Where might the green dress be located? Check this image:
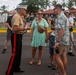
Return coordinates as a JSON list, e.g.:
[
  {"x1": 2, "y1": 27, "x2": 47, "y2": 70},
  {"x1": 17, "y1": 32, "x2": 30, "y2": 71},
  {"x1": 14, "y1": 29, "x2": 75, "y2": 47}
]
[{"x1": 31, "y1": 18, "x2": 48, "y2": 47}]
